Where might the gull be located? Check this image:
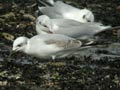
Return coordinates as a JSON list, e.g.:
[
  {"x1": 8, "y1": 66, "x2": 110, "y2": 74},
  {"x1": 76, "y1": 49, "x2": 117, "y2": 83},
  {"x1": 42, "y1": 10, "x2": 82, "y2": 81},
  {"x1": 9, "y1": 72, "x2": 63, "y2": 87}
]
[
  {"x1": 37, "y1": 0, "x2": 94, "y2": 23},
  {"x1": 12, "y1": 34, "x2": 82, "y2": 59},
  {"x1": 36, "y1": 15, "x2": 111, "y2": 43}
]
